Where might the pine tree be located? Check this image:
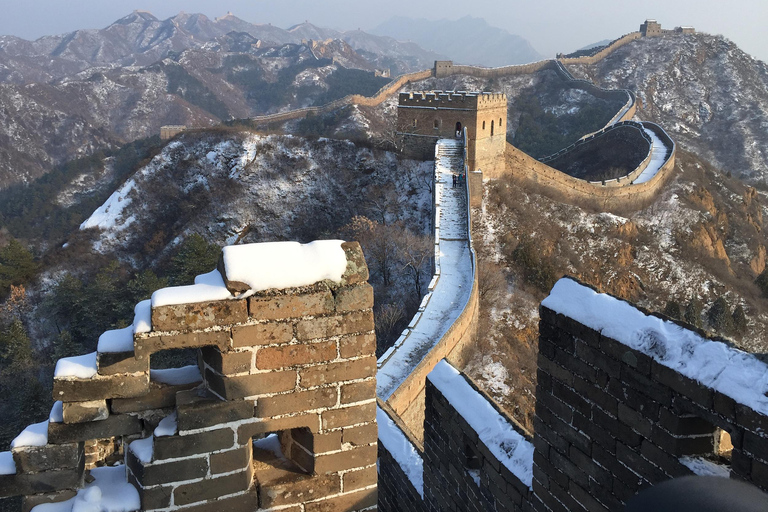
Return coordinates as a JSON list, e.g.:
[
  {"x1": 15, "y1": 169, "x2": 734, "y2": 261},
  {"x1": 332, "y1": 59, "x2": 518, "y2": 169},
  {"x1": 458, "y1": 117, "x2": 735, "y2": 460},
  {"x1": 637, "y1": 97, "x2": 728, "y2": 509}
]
[
  {"x1": 708, "y1": 297, "x2": 734, "y2": 334},
  {"x1": 169, "y1": 234, "x2": 220, "y2": 285},
  {"x1": 684, "y1": 297, "x2": 703, "y2": 328},
  {"x1": 663, "y1": 301, "x2": 682, "y2": 320}
]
